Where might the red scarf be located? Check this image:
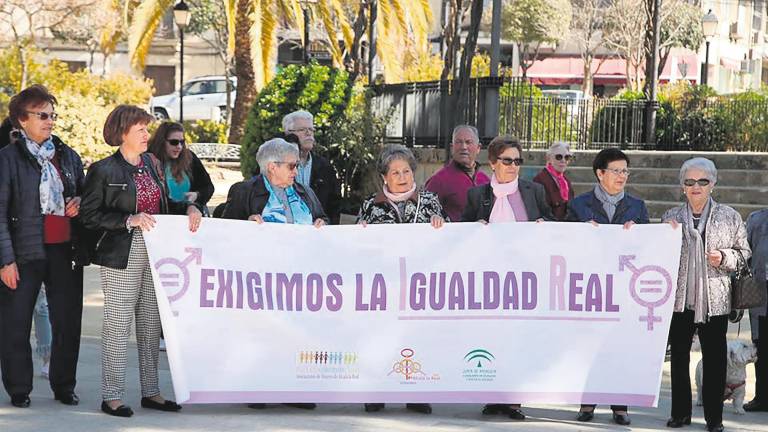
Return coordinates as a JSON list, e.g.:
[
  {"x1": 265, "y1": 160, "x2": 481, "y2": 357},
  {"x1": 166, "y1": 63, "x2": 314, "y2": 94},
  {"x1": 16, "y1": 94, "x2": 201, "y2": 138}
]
[{"x1": 546, "y1": 163, "x2": 569, "y2": 202}]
